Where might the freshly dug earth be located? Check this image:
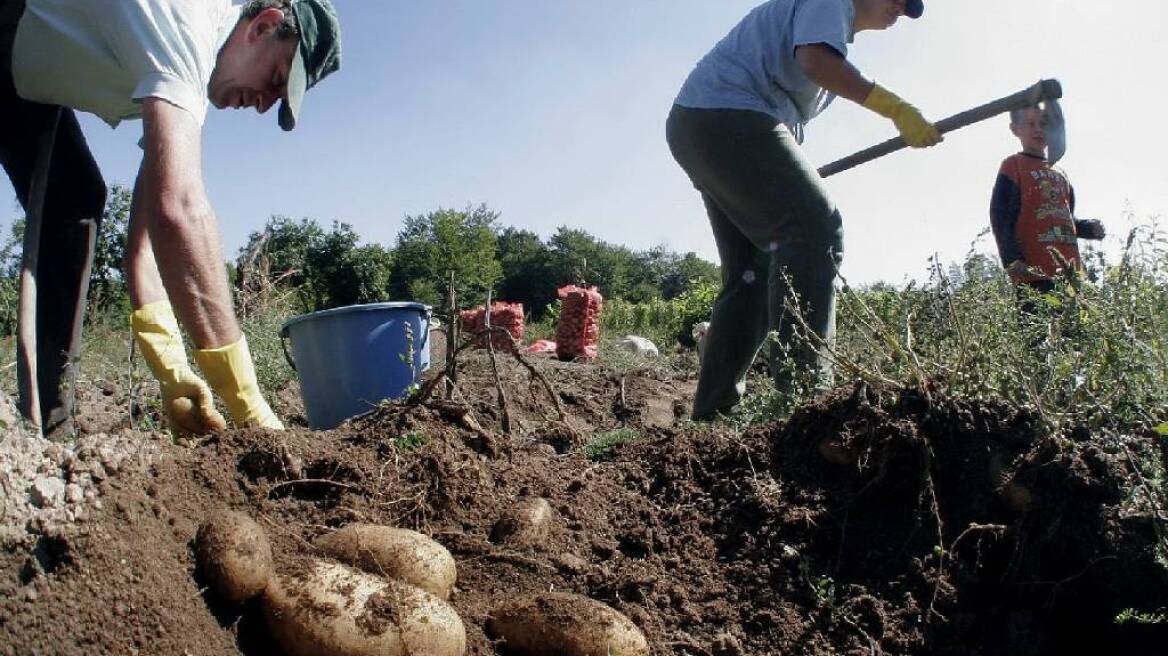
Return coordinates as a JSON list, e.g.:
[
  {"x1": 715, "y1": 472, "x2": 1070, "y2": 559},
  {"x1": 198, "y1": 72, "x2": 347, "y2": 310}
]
[{"x1": 2, "y1": 352, "x2": 1167, "y2": 655}]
